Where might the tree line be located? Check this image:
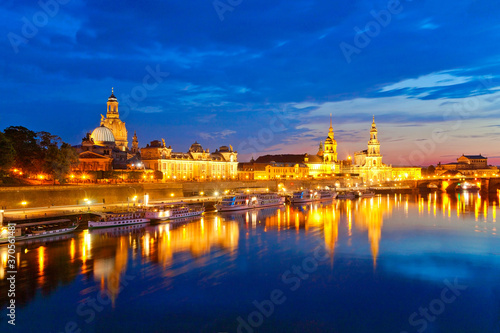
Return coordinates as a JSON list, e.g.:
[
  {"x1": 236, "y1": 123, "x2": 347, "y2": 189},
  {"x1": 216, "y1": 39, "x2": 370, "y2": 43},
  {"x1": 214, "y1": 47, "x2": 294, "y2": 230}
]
[{"x1": 0, "y1": 126, "x2": 79, "y2": 184}]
